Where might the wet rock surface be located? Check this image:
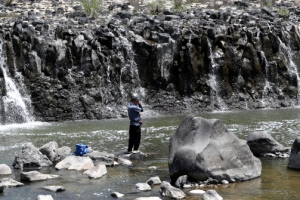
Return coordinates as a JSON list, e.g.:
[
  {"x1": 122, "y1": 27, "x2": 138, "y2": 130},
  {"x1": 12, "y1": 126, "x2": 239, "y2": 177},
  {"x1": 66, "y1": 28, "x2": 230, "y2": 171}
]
[{"x1": 0, "y1": 0, "x2": 300, "y2": 122}]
